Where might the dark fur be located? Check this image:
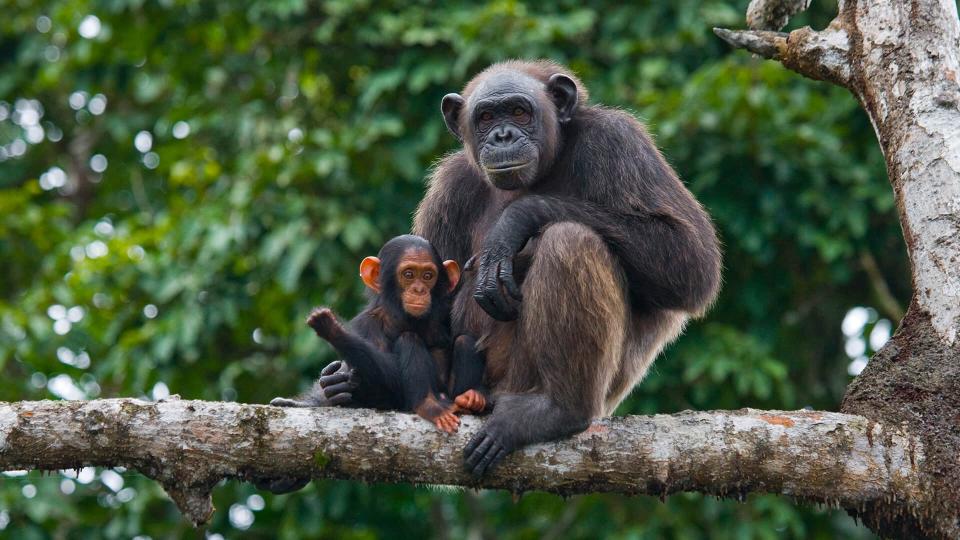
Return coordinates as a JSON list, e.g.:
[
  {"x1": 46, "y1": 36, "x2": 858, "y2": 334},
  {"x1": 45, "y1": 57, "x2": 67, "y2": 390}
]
[{"x1": 413, "y1": 60, "x2": 722, "y2": 475}]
